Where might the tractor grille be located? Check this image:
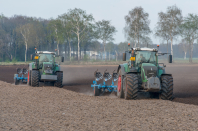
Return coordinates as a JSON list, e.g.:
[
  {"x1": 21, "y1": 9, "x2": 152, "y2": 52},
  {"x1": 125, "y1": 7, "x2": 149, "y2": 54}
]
[
  {"x1": 143, "y1": 66, "x2": 157, "y2": 78},
  {"x1": 44, "y1": 64, "x2": 53, "y2": 74},
  {"x1": 146, "y1": 70, "x2": 157, "y2": 78}
]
